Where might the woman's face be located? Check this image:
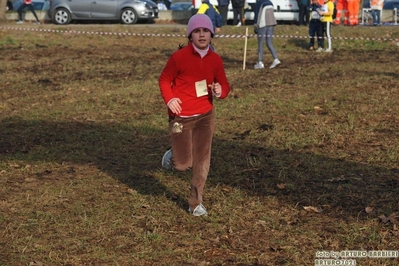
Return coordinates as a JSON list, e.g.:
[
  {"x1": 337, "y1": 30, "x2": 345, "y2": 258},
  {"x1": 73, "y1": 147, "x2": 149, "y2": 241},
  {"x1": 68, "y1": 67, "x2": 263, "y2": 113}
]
[{"x1": 190, "y1": 27, "x2": 212, "y2": 50}]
